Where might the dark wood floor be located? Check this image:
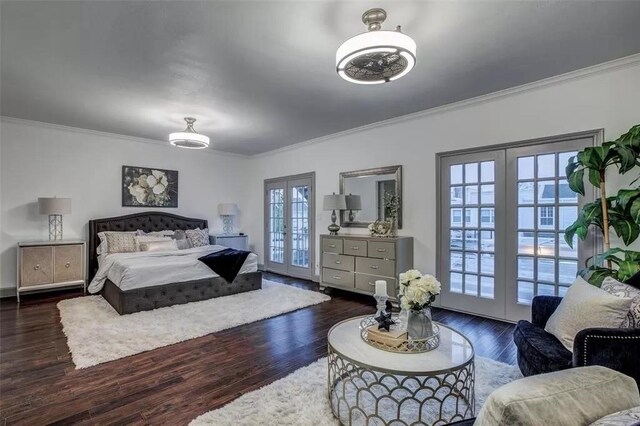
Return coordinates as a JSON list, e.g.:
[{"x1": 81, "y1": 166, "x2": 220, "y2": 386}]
[{"x1": 0, "y1": 273, "x2": 516, "y2": 425}]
